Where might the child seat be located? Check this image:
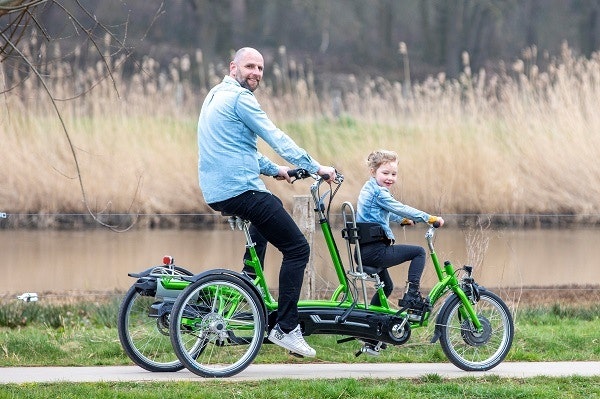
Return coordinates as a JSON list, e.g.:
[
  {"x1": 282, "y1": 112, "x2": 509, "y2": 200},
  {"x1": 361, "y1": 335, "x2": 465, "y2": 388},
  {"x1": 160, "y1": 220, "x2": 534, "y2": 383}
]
[{"x1": 340, "y1": 202, "x2": 386, "y2": 307}]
